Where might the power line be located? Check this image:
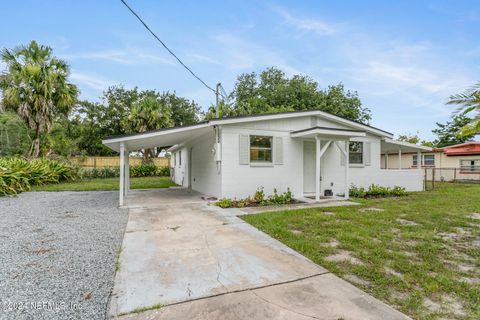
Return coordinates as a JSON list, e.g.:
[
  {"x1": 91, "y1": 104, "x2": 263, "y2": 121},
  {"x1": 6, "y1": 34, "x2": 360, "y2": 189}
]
[{"x1": 119, "y1": 0, "x2": 216, "y2": 93}]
